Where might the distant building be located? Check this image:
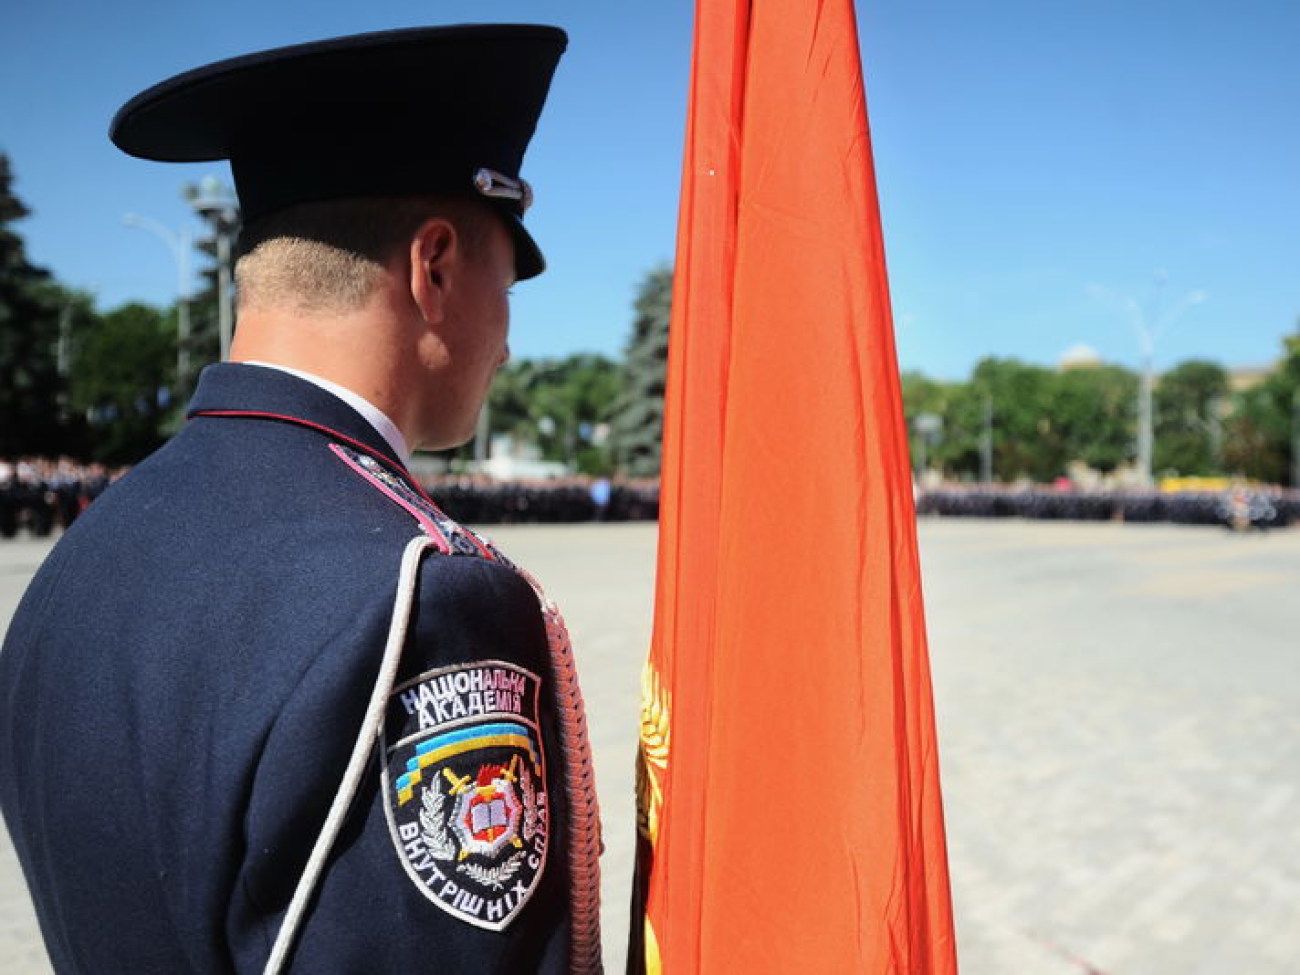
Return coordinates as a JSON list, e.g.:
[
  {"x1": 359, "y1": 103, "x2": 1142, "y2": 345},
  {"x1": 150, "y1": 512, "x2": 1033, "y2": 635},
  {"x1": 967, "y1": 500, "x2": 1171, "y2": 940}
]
[
  {"x1": 475, "y1": 435, "x2": 569, "y2": 480},
  {"x1": 1058, "y1": 343, "x2": 1103, "y2": 370},
  {"x1": 1226, "y1": 365, "x2": 1273, "y2": 392},
  {"x1": 406, "y1": 434, "x2": 570, "y2": 482}
]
